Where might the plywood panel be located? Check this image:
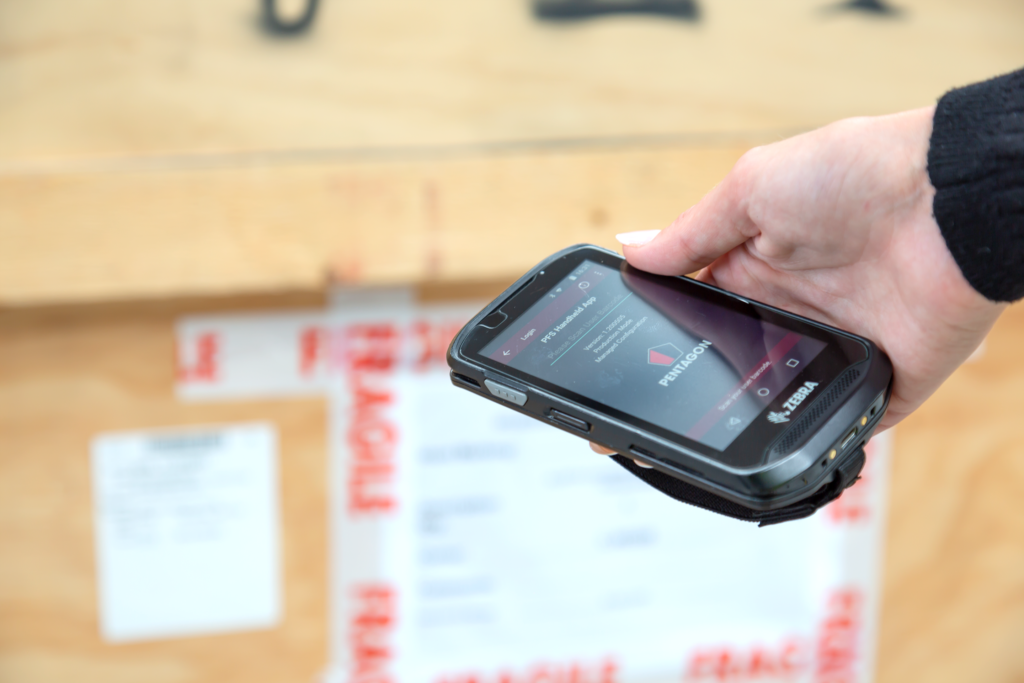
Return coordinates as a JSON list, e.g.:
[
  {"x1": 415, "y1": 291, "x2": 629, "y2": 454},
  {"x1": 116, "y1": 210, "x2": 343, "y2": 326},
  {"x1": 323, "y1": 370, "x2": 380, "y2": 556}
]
[
  {"x1": 0, "y1": 0, "x2": 1021, "y2": 162},
  {"x1": 2, "y1": 0, "x2": 1021, "y2": 308},
  {"x1": 0, "y1": 144, "x2": 748, "y2": 306},
  {"x1": 1, "y1": 293, "x2": 1023, "y2": 683},
  {"x1": 878, "y1": 305, "x2": 1024, "y2": 683},
  {"x1": 1, "y1": 2, "x2": 1023, "y2": 677},
  {"x1": 0, "y1": 295, "x2": 330, "y2": 683}
]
